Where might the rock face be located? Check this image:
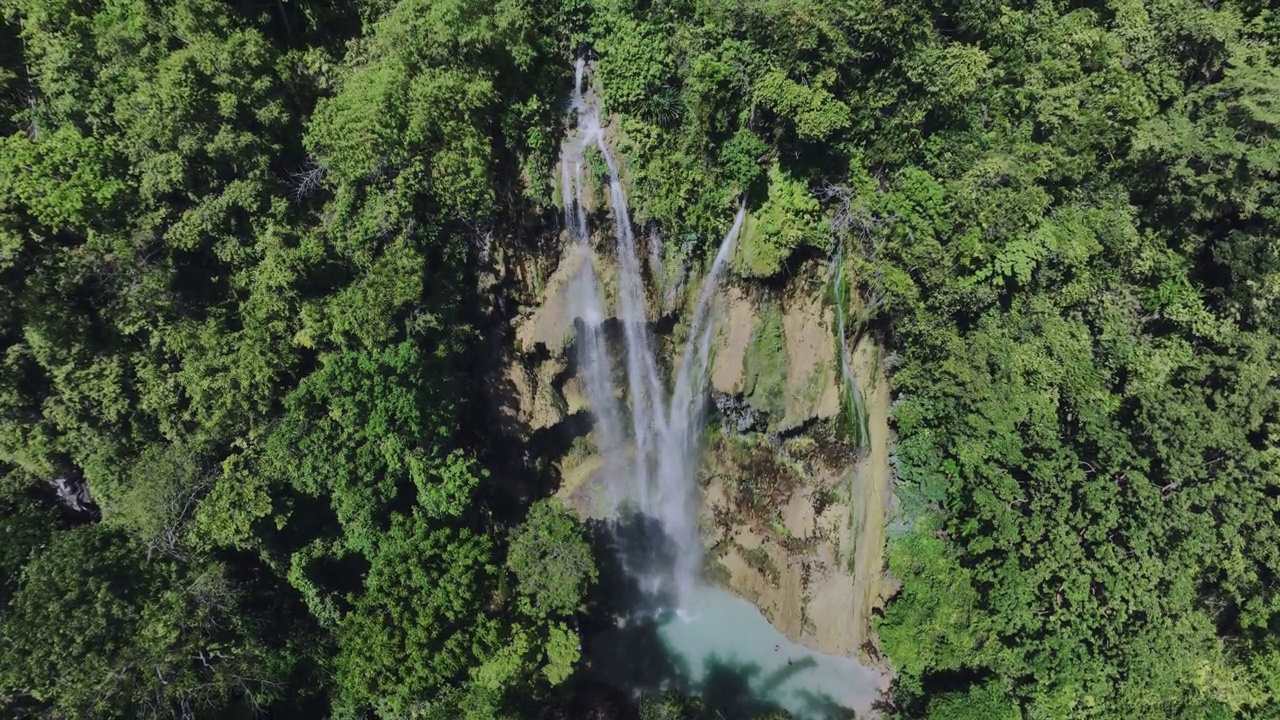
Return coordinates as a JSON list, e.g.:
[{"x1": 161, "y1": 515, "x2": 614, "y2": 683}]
[
  {"x1": 699, "y1": 405, "x2": 891, "y2": 658},
  {"x1": 777, "y1": 283, "x2": 842, "y2": 431},
  {"x1": 514, "y1": 243, "x2": 592, "y2": 355},
  {"x1": 490, "y1": 242, "x2": 616, "y2": 438},
  {"x1": 845, "y1": 325, "x2": 895, "y2": 653},
  {"x1": 700, "y1": 432, "x2": 857, "y2": 653},
  {"x1": 700, "y1": 264, "x2": 893, "y2": 659},
  {"x1": 709, "y1": 275, "x2": 841, "y2": 432},
  {"x1": 710, "y1": 287, "x2": 754, "y2": 395},
  {"x1": 498, "y1": 356, "x2": 569, "y2": 433}
]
